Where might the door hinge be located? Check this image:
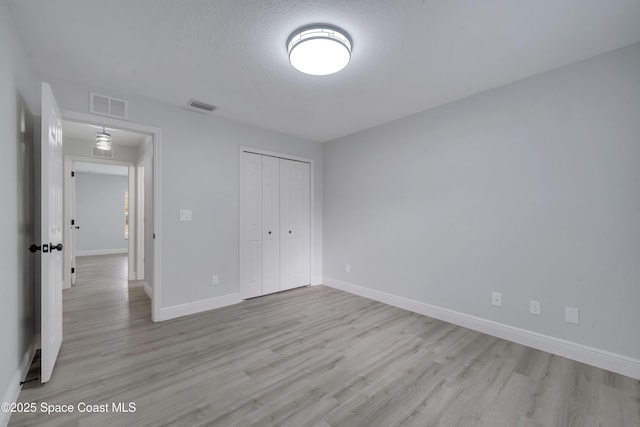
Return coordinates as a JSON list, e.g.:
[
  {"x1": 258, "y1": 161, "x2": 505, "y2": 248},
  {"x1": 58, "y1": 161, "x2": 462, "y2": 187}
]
[
  {"x1": 71, "y1": 267, "x2": 75, "y2": 274},
  {"x1": 153, "y1": 233, "x2": 156, "y2": 239},
  {"x1": 71, "y1": 219, "x2": 75, "y2": 226},
  {"x1": 71, "y1": 171, "x2": 75, "y2": 177}
]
